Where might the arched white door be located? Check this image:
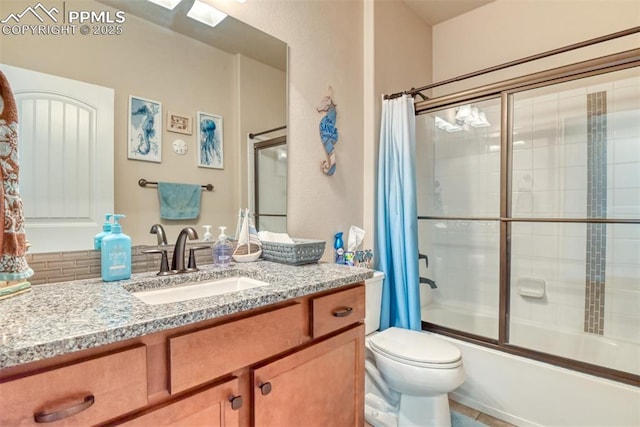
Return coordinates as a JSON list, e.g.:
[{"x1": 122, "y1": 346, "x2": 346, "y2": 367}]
[{"x1": 1, "y1": 64, "x2": 114, "y2": 253}]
